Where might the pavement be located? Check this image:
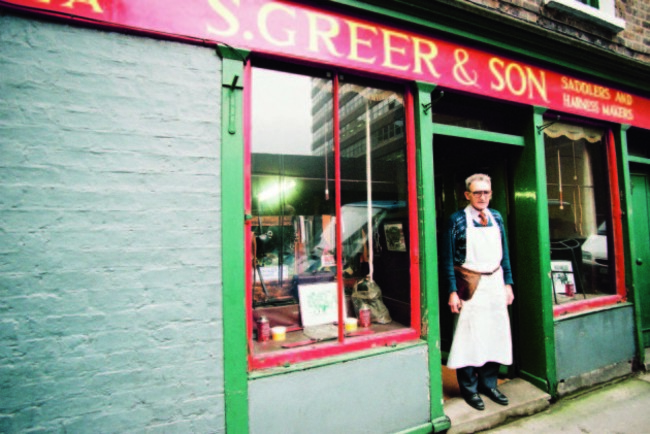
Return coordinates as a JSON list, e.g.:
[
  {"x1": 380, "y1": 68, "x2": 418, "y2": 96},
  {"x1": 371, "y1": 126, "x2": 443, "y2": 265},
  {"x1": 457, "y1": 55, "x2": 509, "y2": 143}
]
[
  {"x1": 443, "y1": 348, "x2": 650, "y2": 434},
  {"x1": 484, "y1": 372, "x2": 650, "y2": 434},
  {"x1": 443, "y1": 372, "x2": 650, "y2": 434}
]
